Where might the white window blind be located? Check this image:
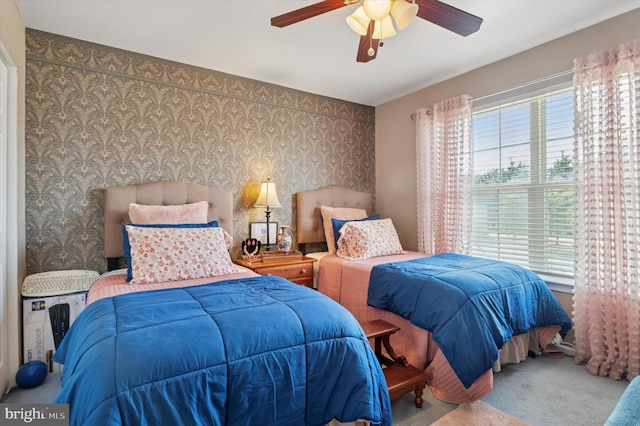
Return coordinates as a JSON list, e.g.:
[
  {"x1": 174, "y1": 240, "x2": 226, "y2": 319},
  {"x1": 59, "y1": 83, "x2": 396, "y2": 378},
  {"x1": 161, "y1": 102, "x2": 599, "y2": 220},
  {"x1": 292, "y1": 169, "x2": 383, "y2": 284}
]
[{"x1": 471, "y1": 85, "x2": 574, "y2": 280}]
